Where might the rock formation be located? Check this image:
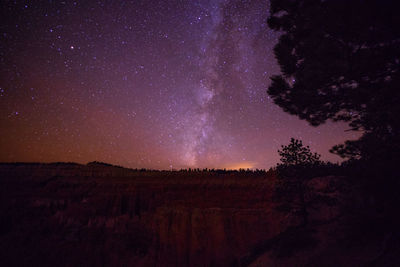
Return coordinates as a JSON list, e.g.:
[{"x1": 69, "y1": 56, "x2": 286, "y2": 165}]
[
  {"x1": 0, "y1": 163, "x2": 395, "y2": 266},
  {"x1": 0, "y1": 163, "x2": 284, "y2": 266}
]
